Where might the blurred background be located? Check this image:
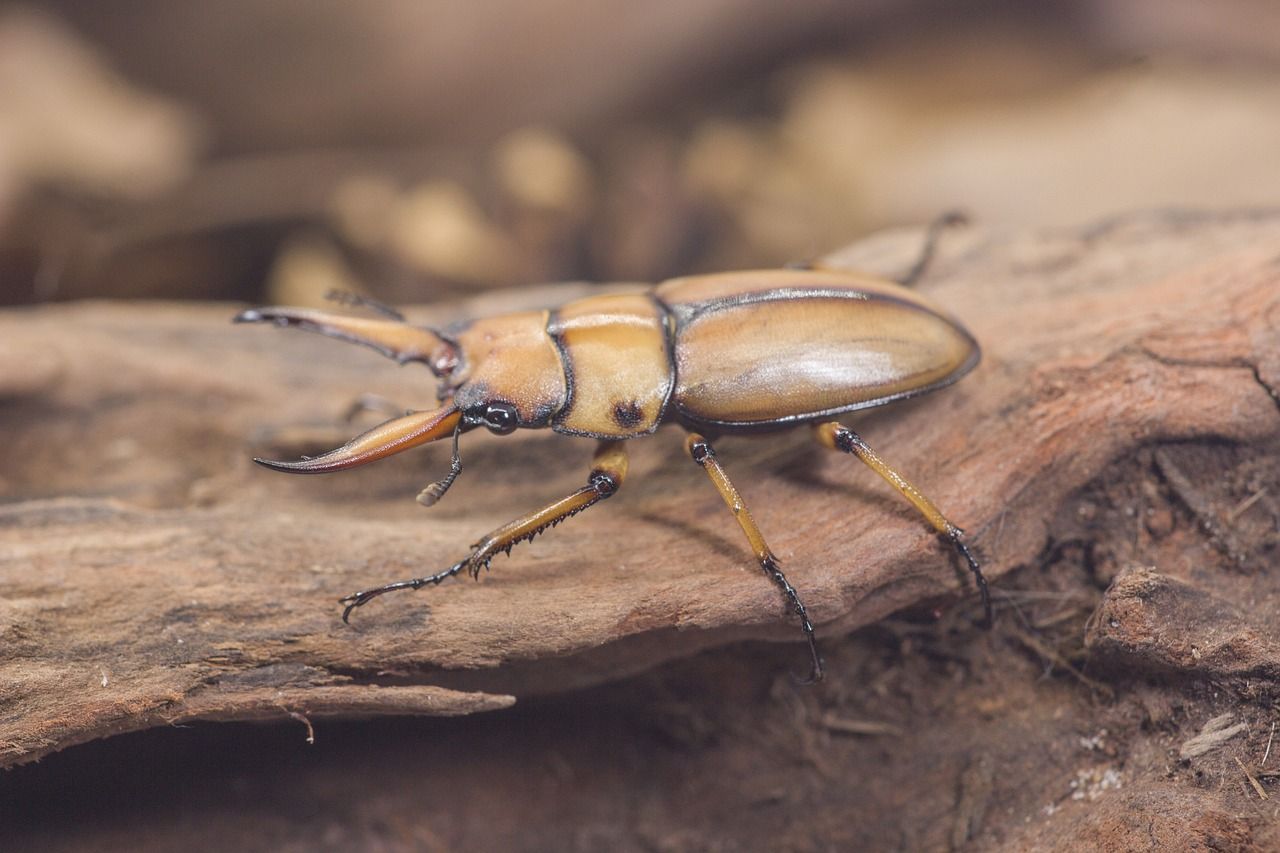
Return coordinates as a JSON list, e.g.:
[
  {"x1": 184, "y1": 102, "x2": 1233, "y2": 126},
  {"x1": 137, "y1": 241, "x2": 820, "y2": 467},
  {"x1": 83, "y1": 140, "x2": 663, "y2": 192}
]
[{"x1": 2, "y1": 0, "x2": 1279, "y2": 309}]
